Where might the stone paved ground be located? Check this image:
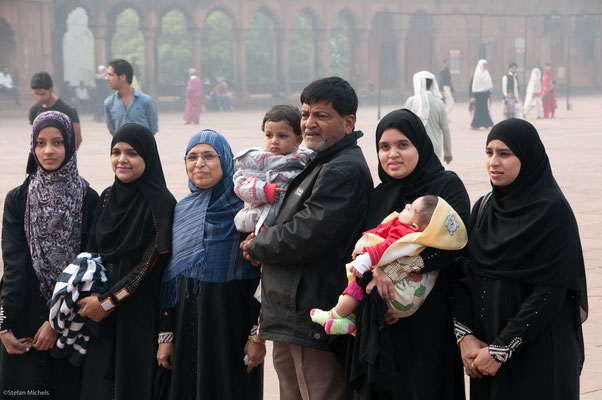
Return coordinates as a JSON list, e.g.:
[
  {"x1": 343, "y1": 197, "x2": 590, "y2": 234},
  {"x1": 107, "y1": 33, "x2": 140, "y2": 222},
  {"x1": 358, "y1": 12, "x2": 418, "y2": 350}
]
[{"x1": 0, "y1": 94, "x2": 601, "y2": 398}]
